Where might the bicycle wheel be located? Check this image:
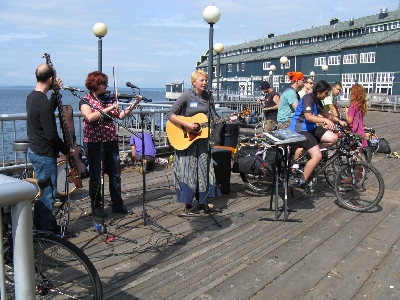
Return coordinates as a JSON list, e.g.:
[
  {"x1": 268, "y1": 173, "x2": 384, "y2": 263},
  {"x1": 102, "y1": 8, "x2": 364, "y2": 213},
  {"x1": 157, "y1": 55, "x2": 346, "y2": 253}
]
[
  {"x1": 240, "y1": 172, "x2": 272, "y2": 194},
  {"x1": 361, "y1": 146, "x2": 372, "y2": 163},
  {"x1": 324, "y1": 155, "x2": 347, "y2": 188},
  {"x1": 334, "y1": 161, "x2": 384, "y2": 212},
  {"x1": 4, "y1": 231, "x2": 103, "y2": 299}
]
